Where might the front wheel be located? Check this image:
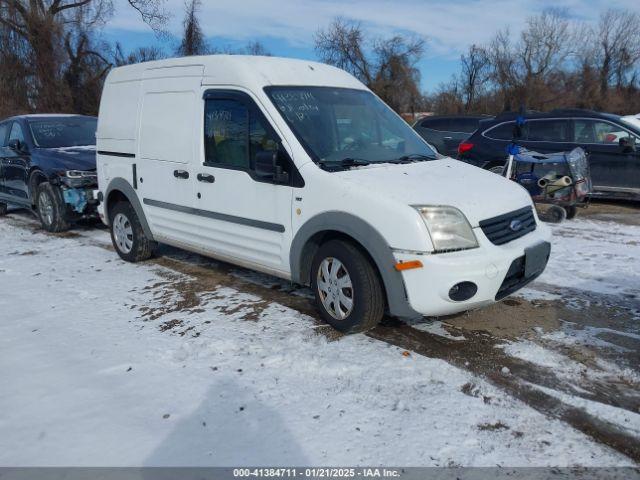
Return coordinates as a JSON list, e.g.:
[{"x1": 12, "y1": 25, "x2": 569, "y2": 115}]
[
  {"x1": 311, "y1": 240, "x2": 385, "y2": 334},
  {"x1": 0, "y1": 202, "x2": 7, "y2": 216},
  {"x1": 109, "y1": 201, "x2": 155, "y2": 262},
  {"x1": 37, "y1": 182, "x2": 70, "y2": 232}
]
